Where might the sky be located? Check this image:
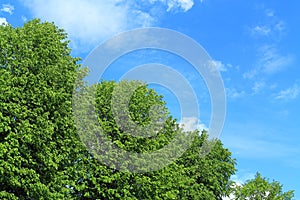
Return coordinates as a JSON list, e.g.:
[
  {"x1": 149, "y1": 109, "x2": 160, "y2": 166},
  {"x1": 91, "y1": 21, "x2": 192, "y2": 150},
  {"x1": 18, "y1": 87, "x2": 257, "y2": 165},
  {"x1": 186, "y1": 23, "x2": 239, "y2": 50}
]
[{"x1": 1, "y1": 0, "x2": 300, "y2": 198}]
